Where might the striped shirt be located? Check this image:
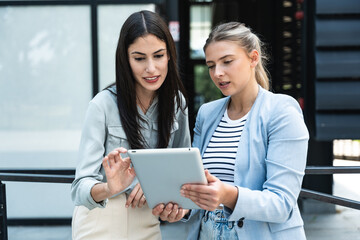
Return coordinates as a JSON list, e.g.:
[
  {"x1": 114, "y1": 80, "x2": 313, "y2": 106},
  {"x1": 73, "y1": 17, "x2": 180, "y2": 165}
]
[{"x1": 202, "y1": 109, "x2": 247, "y2": 185}]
